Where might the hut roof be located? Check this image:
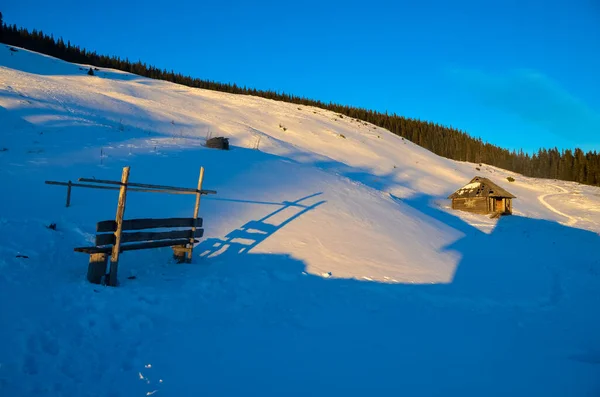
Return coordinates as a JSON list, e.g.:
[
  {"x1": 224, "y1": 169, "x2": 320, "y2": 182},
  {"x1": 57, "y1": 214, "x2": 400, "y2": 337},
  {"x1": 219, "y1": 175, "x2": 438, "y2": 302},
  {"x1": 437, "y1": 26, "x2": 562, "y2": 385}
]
[{"x1": 448, "y1": 176, "x2": 516, "y2": 199}]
